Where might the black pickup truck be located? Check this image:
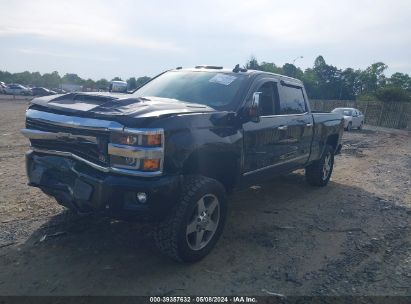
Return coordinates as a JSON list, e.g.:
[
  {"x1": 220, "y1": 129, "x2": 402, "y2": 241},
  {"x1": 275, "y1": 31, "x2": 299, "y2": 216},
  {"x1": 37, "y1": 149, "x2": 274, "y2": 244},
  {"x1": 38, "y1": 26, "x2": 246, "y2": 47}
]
[{"x1": 22, "y1": 66, "x2": 343, "y2": 262}]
